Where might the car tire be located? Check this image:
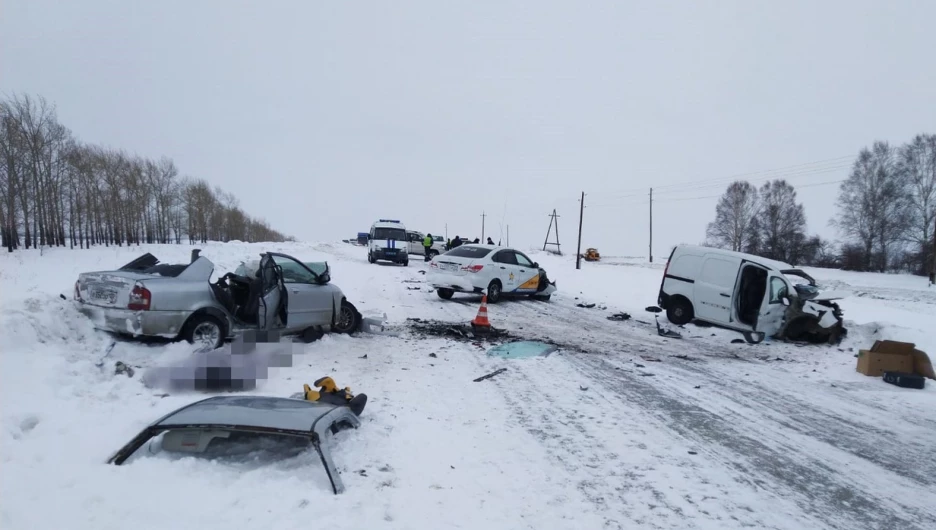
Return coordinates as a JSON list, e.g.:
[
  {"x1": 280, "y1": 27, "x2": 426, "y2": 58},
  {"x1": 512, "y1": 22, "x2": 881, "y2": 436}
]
[
  {"x1": 486, "y1": 280, "x2": 503, "y2": 303},
  {"x1": 665, "y1": 297, "x2": 694, "y2": 325},
  {"x1": 368, "y1": 253, "x2": 375, "y2": 264},
  {"x1": 428, "y1": 250, "x2": 439, "y2": 259},
  {"x1": 182, "y1": 314, "x2": 224, "y2": 351},
  {"x1": 333, "y1": 300, "x2": 362, "y2": 334},
  {"x1": 437, "y1": 288, "x2": 454, "y2": 300},
  {"x1": 402, "y1": 259, "x2": 409, "y2": 267}
]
